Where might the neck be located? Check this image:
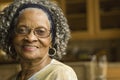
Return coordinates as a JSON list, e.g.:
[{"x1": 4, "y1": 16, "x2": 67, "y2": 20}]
[{"x1": 18, "y1": 56, "x2": 52, "y2": 80}]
